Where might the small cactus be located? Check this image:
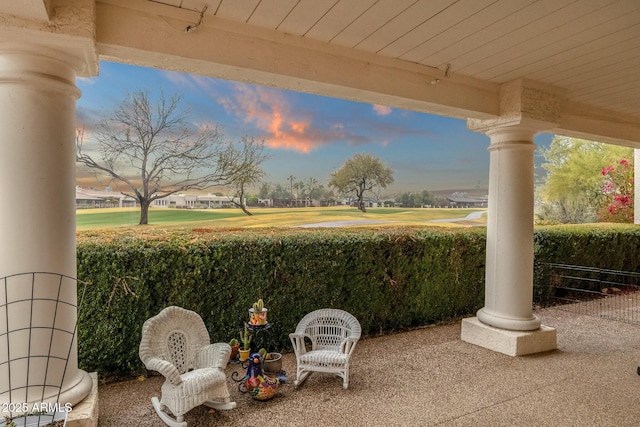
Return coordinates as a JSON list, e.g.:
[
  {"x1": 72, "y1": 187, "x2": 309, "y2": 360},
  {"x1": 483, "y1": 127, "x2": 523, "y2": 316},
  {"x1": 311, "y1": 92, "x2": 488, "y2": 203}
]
[
  {"x1": 252, "y1": 298, "x2": 264, "y2": 312},
  {"x1": 240, "y1": 324, "x2": 252, "y2": 350}
]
